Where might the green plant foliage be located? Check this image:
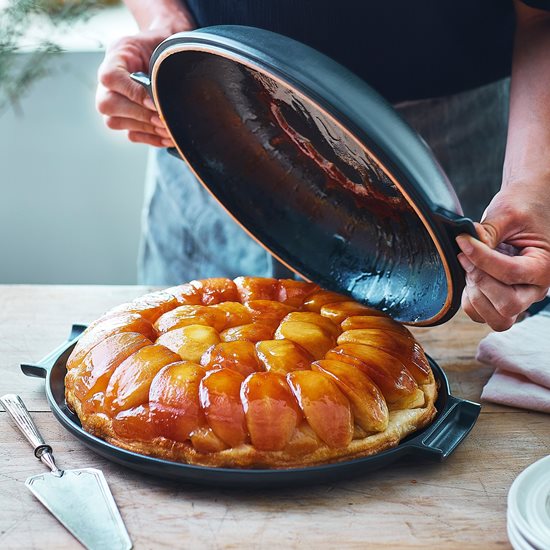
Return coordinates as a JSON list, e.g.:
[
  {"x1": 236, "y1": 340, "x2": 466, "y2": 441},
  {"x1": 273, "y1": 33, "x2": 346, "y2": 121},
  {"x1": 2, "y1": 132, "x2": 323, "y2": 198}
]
[{"x1": 0, "y1": 0, "x2": 106, "y2": 114}]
